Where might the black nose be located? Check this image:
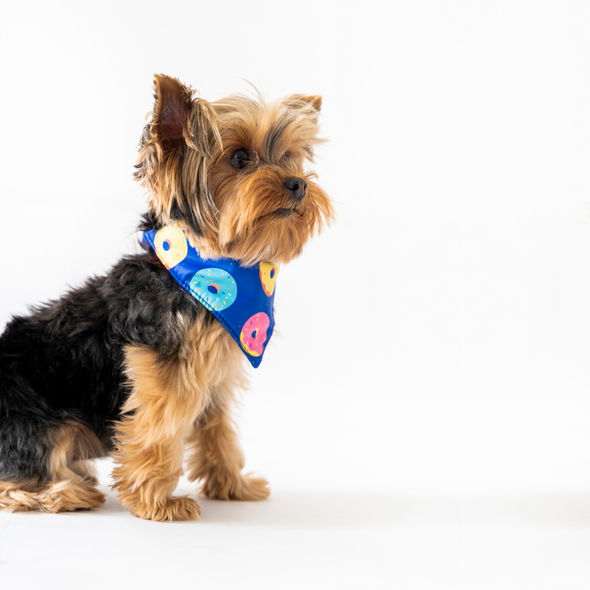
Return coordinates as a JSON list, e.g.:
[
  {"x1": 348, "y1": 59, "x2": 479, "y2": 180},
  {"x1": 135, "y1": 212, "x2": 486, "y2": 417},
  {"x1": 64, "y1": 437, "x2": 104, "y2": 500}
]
[{"x1": 284, "y1": 177, "x2": 307, "y2": 200}]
